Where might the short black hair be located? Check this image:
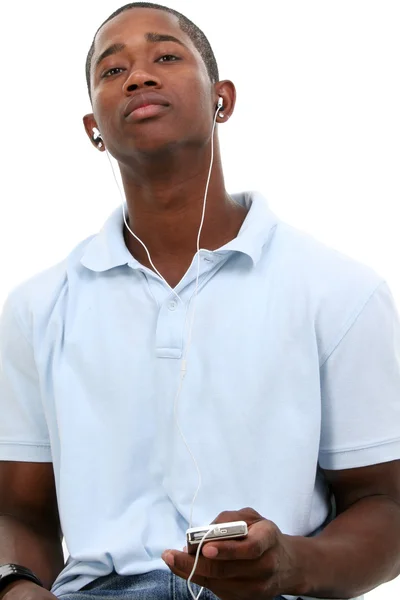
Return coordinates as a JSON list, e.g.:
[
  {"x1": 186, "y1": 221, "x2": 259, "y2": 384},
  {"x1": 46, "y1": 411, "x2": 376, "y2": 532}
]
[{"x1": 85, "y1": 2, "x2": 219, "y2": 98}]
